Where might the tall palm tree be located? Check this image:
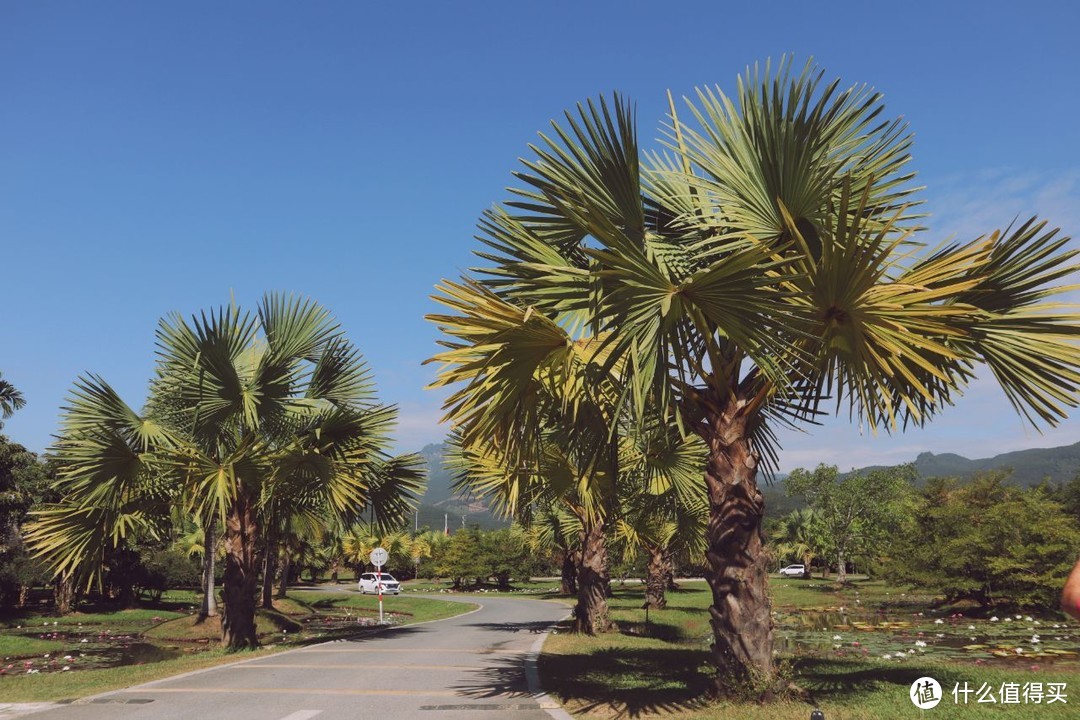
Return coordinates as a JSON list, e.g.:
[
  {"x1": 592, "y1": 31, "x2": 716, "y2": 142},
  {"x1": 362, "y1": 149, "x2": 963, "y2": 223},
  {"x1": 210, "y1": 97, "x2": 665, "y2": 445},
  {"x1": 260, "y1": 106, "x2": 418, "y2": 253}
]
[
  {"x1": 0, "y1": 372, "x2": 25, "y2": 428},
  {"x1": 429, "y1": 59, "x2": 1080, "y2": 694},
  {"x1": 26, "y1": 294, "x2": 424, "y2": 649}
]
